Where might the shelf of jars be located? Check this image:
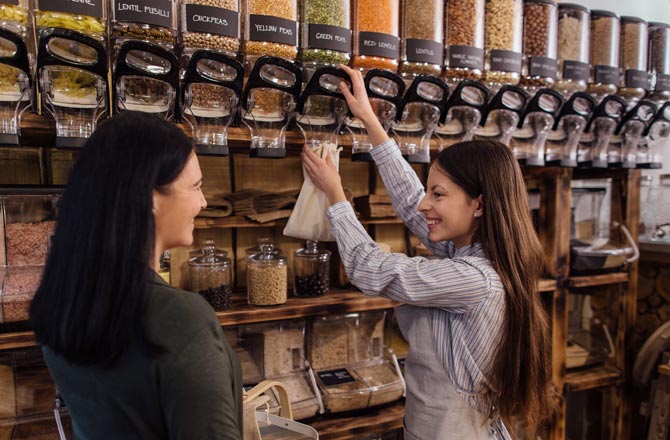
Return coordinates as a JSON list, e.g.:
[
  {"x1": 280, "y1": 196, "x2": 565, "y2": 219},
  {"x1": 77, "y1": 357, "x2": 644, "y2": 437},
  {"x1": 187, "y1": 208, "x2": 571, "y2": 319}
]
[
  {"x1": 309, "y1": 401, "x2": 404, "y2": 440},
  {"x1": 194, "y1": 215, "x2": 405, "y2": 229},
  {"x1": 564, "y1": 365, "x2": 624, "y2": 393},
  {"x1": 568, "y1": 272, "x2": 630, "y2": 289}
]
